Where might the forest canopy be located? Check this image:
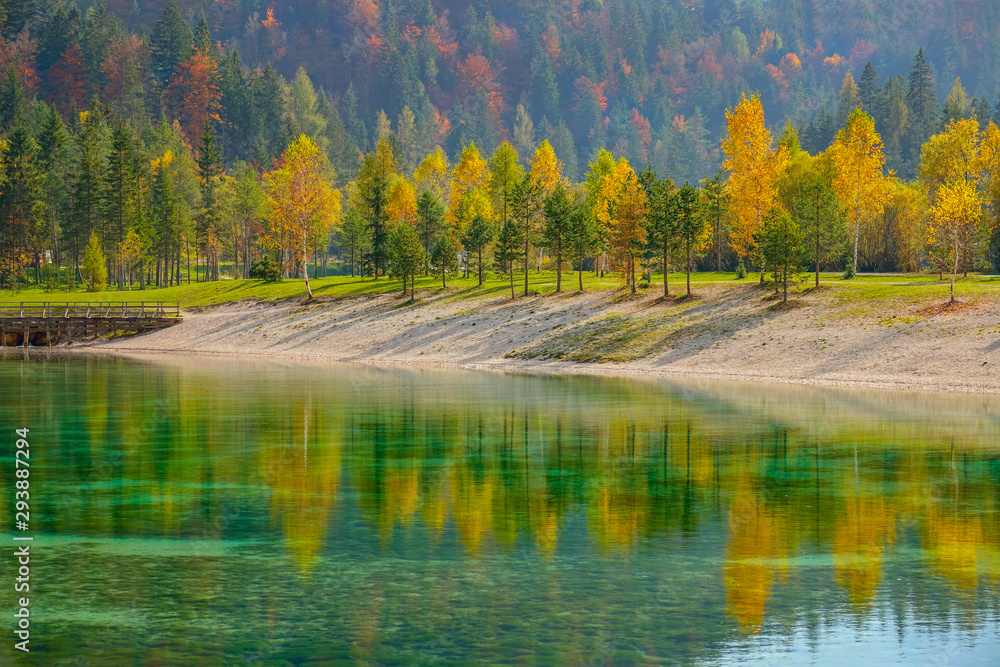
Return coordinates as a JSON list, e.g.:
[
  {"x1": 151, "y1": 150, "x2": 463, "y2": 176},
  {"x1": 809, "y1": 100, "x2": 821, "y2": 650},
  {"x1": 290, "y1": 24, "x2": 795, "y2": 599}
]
[{"x1": 1, "y1": 0, "x2": 998, "y2": 295}]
